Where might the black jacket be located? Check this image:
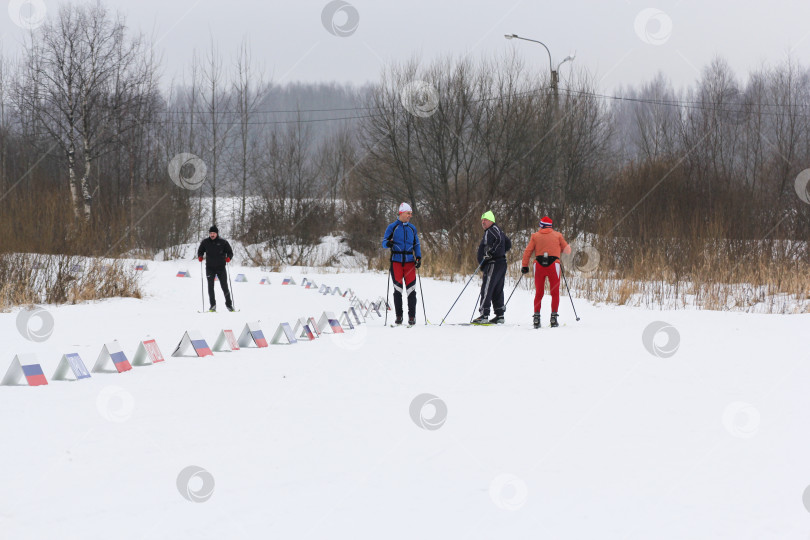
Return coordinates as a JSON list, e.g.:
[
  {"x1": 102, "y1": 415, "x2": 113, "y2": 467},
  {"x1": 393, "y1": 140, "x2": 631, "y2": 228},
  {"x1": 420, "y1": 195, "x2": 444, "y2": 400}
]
[
  {"x1": 198, "y1": 237, "x2": 233, "y2": 269},
  {"x1": 477, "y1": 224, "x2": 511, "y2": 266}
]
